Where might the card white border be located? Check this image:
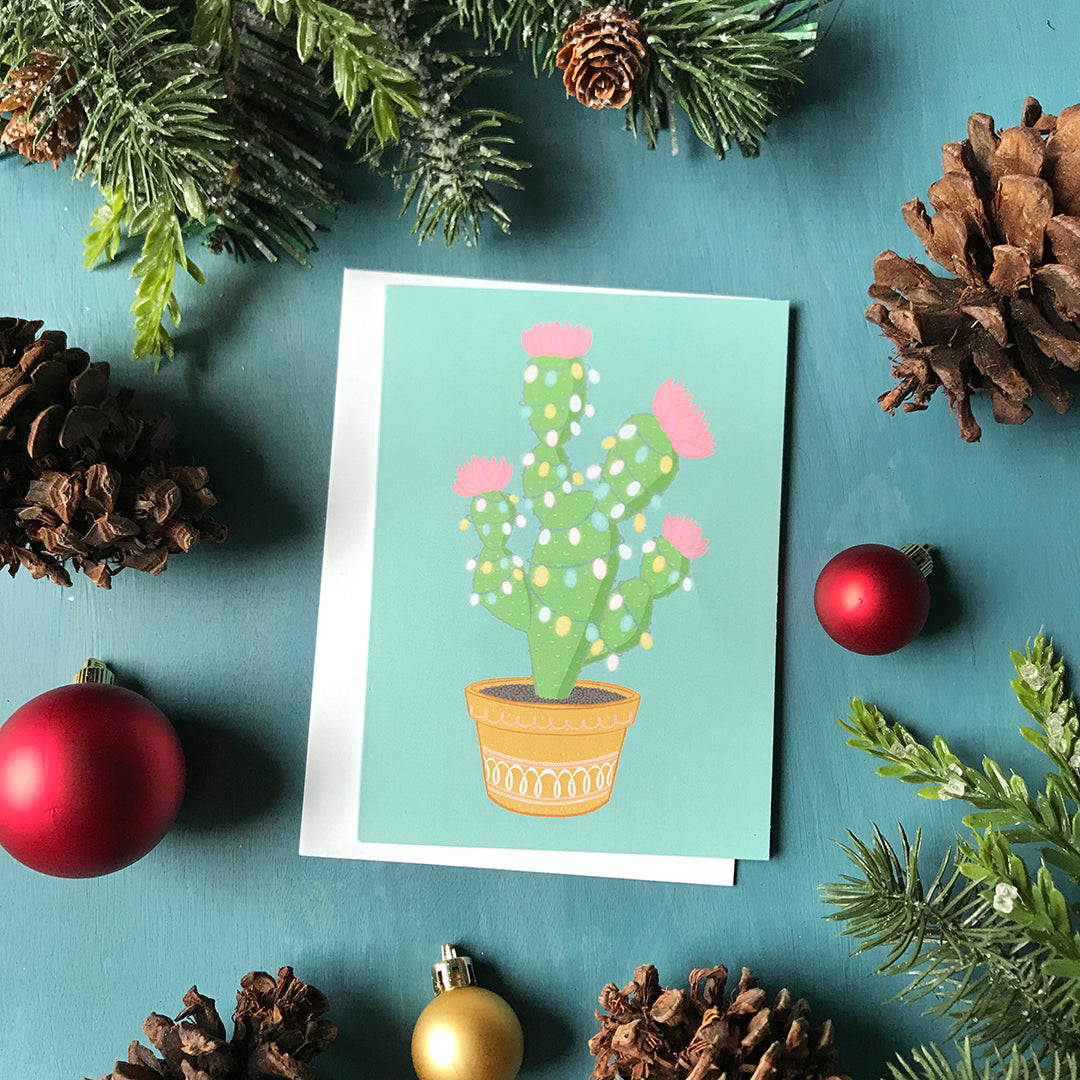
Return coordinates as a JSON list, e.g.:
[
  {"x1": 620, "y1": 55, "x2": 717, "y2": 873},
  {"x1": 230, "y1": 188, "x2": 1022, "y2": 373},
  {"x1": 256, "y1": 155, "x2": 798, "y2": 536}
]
[{"x1": 300, "y1": 270, "x2": 756, "y2": 887}]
